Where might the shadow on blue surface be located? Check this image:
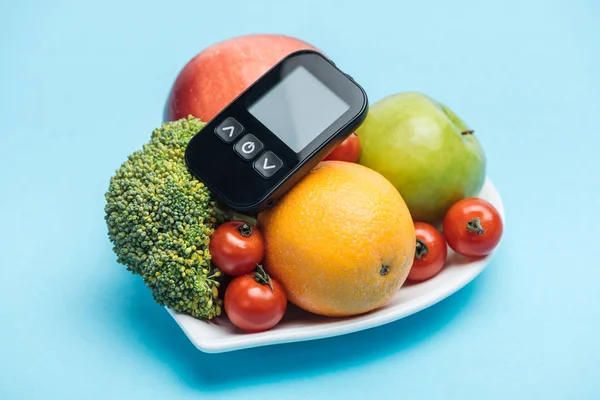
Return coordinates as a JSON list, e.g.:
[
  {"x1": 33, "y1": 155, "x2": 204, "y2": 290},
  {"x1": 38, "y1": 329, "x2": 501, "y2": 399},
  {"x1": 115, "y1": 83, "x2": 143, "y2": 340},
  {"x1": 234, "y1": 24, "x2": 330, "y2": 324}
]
[{"x1": 106, "y1": 253, "x2": 495, "y2": 392}]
